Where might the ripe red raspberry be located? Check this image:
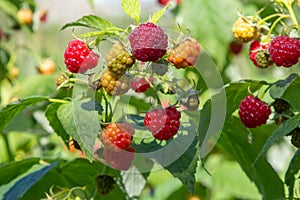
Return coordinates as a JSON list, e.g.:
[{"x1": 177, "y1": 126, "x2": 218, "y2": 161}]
[
  {"x1": 269, "y1": 36, "x2": 300, "y2": 68},
  {"x1": 105, "y1": 42, "x2": 135, "y2": 74},
  {"x1": 64, "y1": 39, "x2": 99, "y2": 73},
  {"x1": 39, "y1": 10, "x2": 48, "y2": 23},
  {"x1": 238, "y1": 95, "x2": 271, "y2": 128},
  {"x1": 249, "y1": 40, "x2": 273, "y2": 68},
  {"x1": 129, "y1": 22, "x2": 168, "y2": 62},
  {"x1": 144, "y1": 106, "x2": 181, "y2": 140},
  {"x1": 103, "y1": 145, "x2": 135, "y2": 171},
  {"x1": 158, "y1": 0, "x2": 169, "y2": 6},
  {"x1": 229, "y1": 41, "x2": 243, "y2": 55},
  {"x1": 101, "y1": 123, "x2": 134, "y2": 150},
  {"x1": 130, "y1": 77, "x2": 154, "y2": 93},
  {"x1": 167, "y1": 37, "x2": 200, "y2": 68}
]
